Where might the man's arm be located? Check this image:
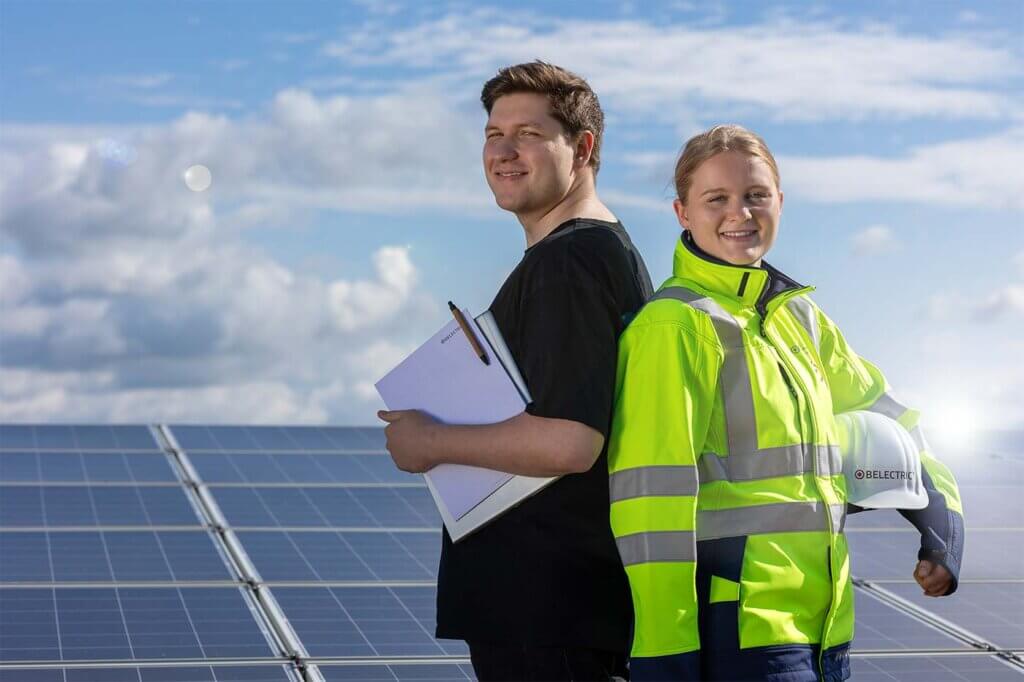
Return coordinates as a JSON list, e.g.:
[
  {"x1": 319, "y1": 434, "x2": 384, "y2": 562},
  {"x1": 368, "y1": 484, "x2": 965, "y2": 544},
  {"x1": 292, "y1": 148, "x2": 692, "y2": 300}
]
[{"x1": 379, "y1": 409, "x2": 604, "y2": 477}]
